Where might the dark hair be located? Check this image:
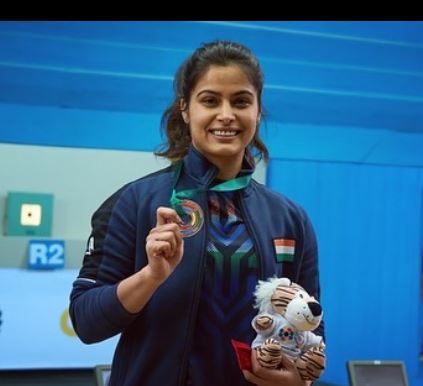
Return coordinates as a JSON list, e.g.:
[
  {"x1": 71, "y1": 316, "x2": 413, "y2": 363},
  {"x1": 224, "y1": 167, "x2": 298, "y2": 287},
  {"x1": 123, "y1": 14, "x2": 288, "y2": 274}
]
[{"x1": 155, "y1": 40, "x2": 269, "y2": 164}]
